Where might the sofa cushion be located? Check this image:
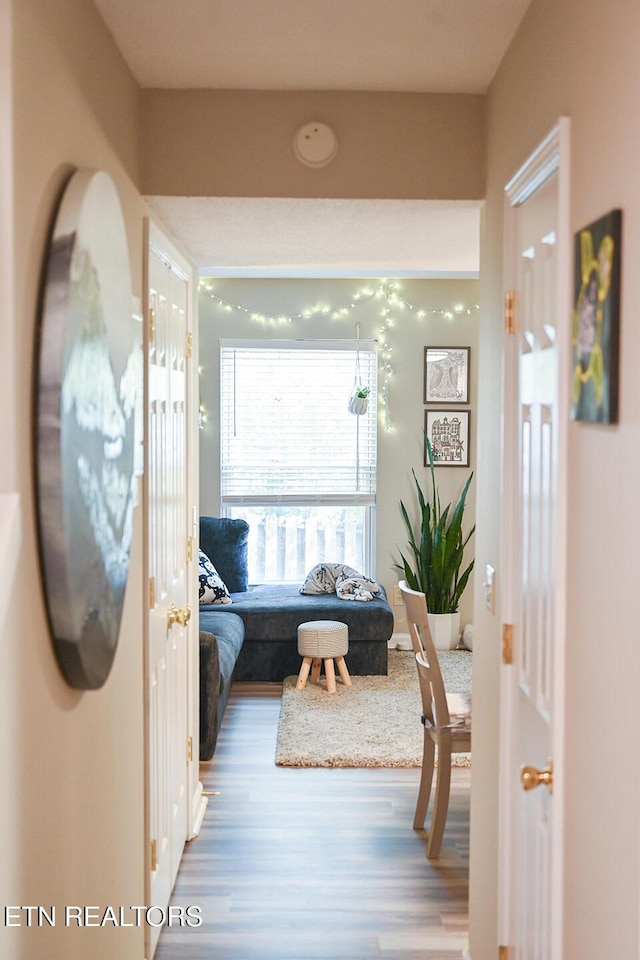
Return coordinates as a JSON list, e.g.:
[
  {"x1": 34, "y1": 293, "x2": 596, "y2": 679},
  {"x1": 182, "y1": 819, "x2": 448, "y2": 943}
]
[
  {"x1": 198, "y1": 549, "x2": 232, "y2": 605},
  {"x1": 200, "y1": 582, "x2": 394, "y2": 643},
  {"x1": 199, "y1": 631, "x2": 221, "y2": 760},
  {"x1": 198, "y1": 610, "x2": 245, "y2": 761},
  {"x1": 199, "y1": 516, "x2": 249, "y2": 593},
  {"x1": 199, "y1": 609, "x2": 245, "y2": 666}
]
